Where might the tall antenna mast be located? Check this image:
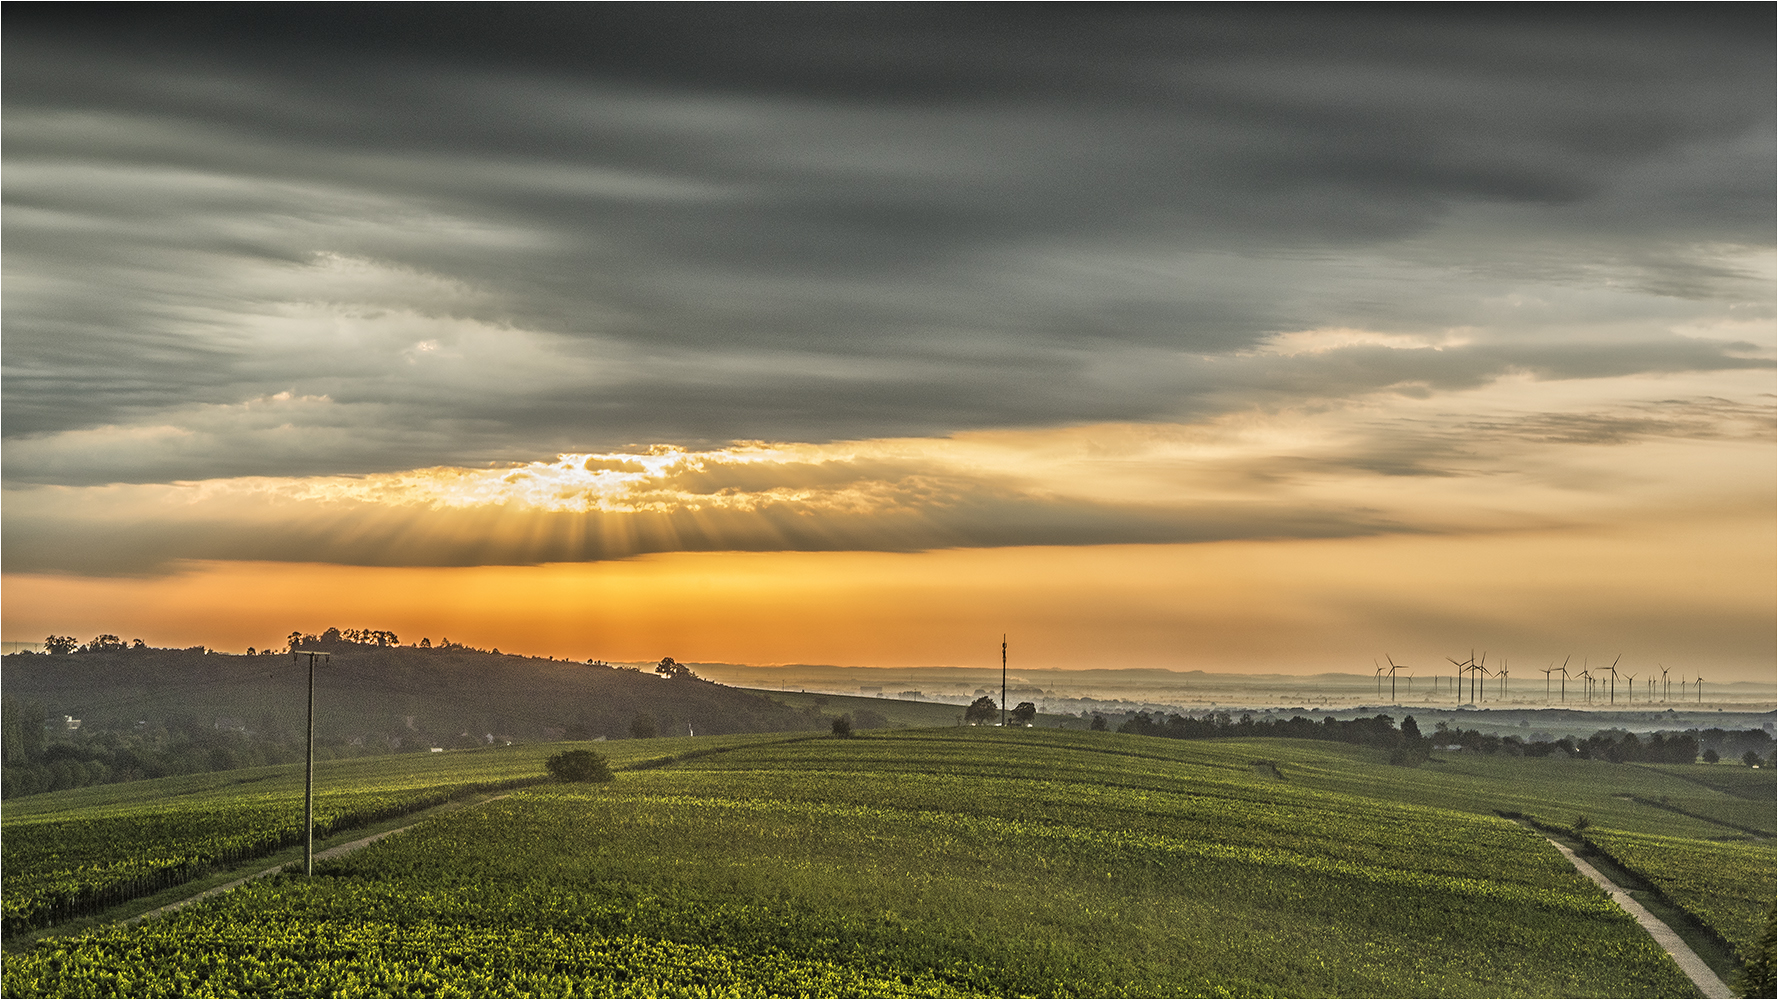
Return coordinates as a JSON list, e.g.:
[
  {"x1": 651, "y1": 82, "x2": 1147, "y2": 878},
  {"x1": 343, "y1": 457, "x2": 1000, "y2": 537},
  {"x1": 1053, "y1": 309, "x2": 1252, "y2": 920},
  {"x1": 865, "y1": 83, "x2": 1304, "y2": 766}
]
[{"x1": 1001, "y1": 634, "x2": 1008, "y2": 728}]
